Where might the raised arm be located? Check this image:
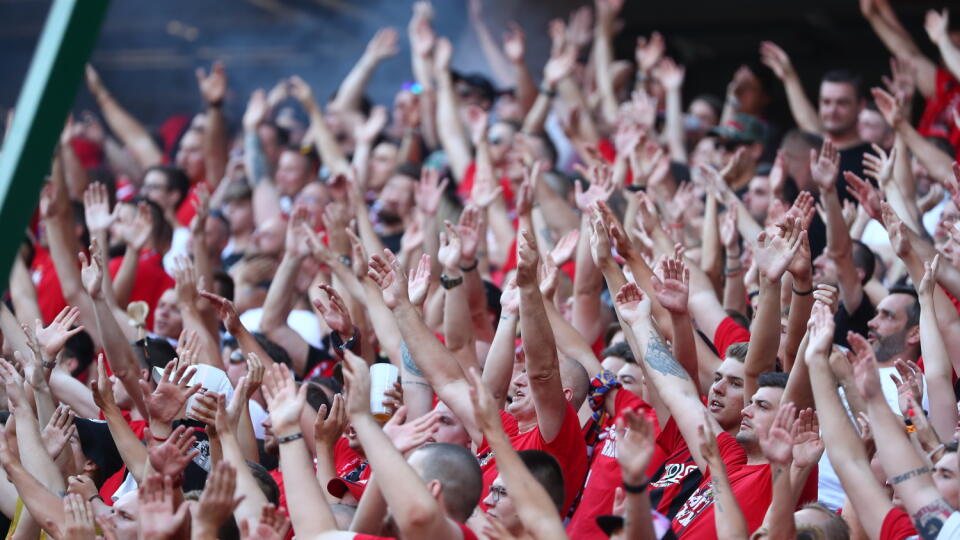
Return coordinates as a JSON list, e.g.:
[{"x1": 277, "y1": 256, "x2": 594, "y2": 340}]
[
  {"x1": 433, "y1": 38, "x2": 472, "y2": 182},
  {"x1": 467, "y1": 0, "x2": 515, "y2": 87},
  {"x1": 873, "y1": 87, "x2": 955, "y2": 184},
  {"x1": 196, "y1": 62, "x2": 229, "y2": 190},
  {"x1": 653, "y1": 58, "x2": 688, "y2": 163},
  {"x1": 852, "y1": 331, "x2": 955, "y2": 537},
  {"x1": 342, "y1": 352, "x2": 462, "y2": 539},
  {"x1": 915, "y1": 257, "x2": 958, "y2": 441},
  {"x1": 925, "y1": 10, "x2": 960, "y2": 83},
  {"x1": 289, "y1": 76, "x2": 350, "y2": 177},
  {"x1": 572, "y1": 167, "x2": 616, "y2": 346},
  {"x1": 85, "y1": 65, "x2": 163, "y2": 169},
  {"x1": 860, "y1": 0, "x2": 937, "y2": 97},
  {"x1": 330, "y1": 28, "x2": 399, "y2": 114},
  {"x1": 760, "y1": 42, "x2": 821, "y2": 134}
]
